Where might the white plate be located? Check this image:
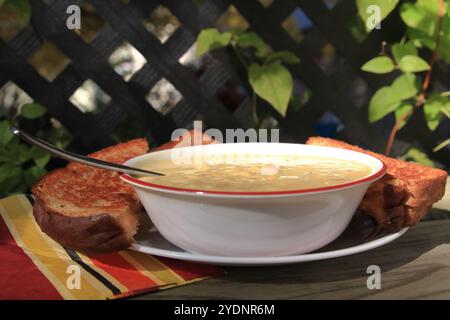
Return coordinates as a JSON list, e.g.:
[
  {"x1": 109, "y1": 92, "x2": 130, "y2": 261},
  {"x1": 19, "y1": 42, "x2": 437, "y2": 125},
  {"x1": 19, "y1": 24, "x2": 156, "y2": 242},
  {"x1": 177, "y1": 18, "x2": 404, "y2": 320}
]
[{"x1": 131, "y1": 213, "x2": 408, "y2": 266}]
